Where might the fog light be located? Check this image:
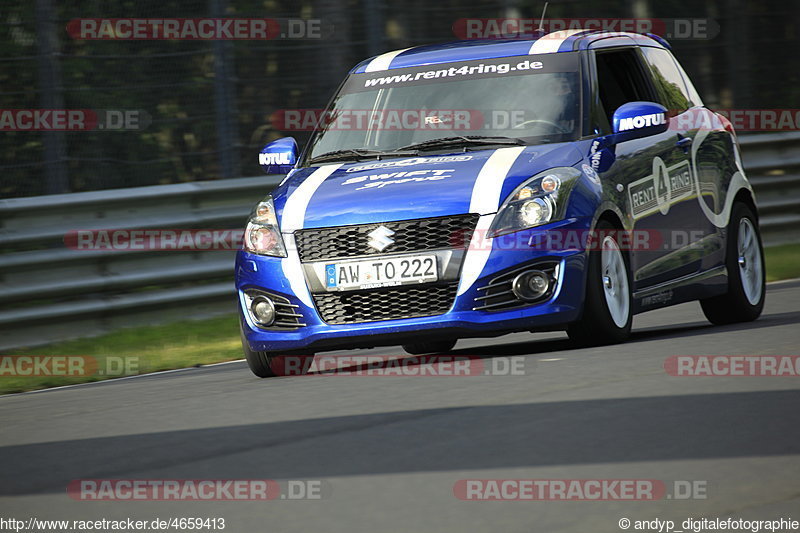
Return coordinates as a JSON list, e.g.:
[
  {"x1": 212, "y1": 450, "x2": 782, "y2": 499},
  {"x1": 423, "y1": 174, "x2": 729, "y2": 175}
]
[
  {"x1": 250, "y1": 296, "x2": 276, "y2": 326},
  {"x1": 512, "y1": 270, "x2": 550, "y2": 301}
]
